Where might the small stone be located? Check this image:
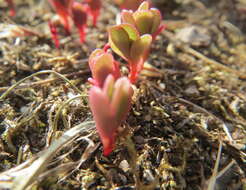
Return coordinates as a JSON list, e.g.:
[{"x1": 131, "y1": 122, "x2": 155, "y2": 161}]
[
  {"x1": 175, "y1": 25, "x2": 211, "y2": 46},
  {"x1": 119, "y1": 160, "x2": 130, "y2": 172}
]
